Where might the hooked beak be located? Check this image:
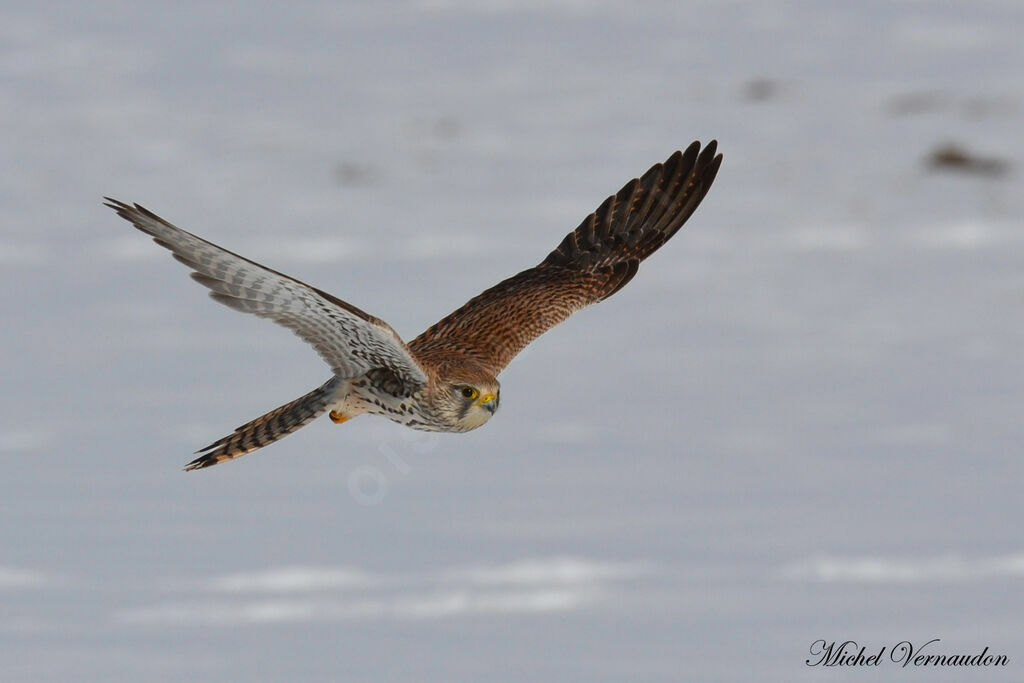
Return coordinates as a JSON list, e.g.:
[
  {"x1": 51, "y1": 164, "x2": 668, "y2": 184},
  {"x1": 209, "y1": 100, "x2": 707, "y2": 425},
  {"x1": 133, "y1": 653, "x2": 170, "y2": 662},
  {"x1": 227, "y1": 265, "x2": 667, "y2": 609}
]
[{"x1": 478, "y1": 394, "x2": 497, "y2": 414}]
